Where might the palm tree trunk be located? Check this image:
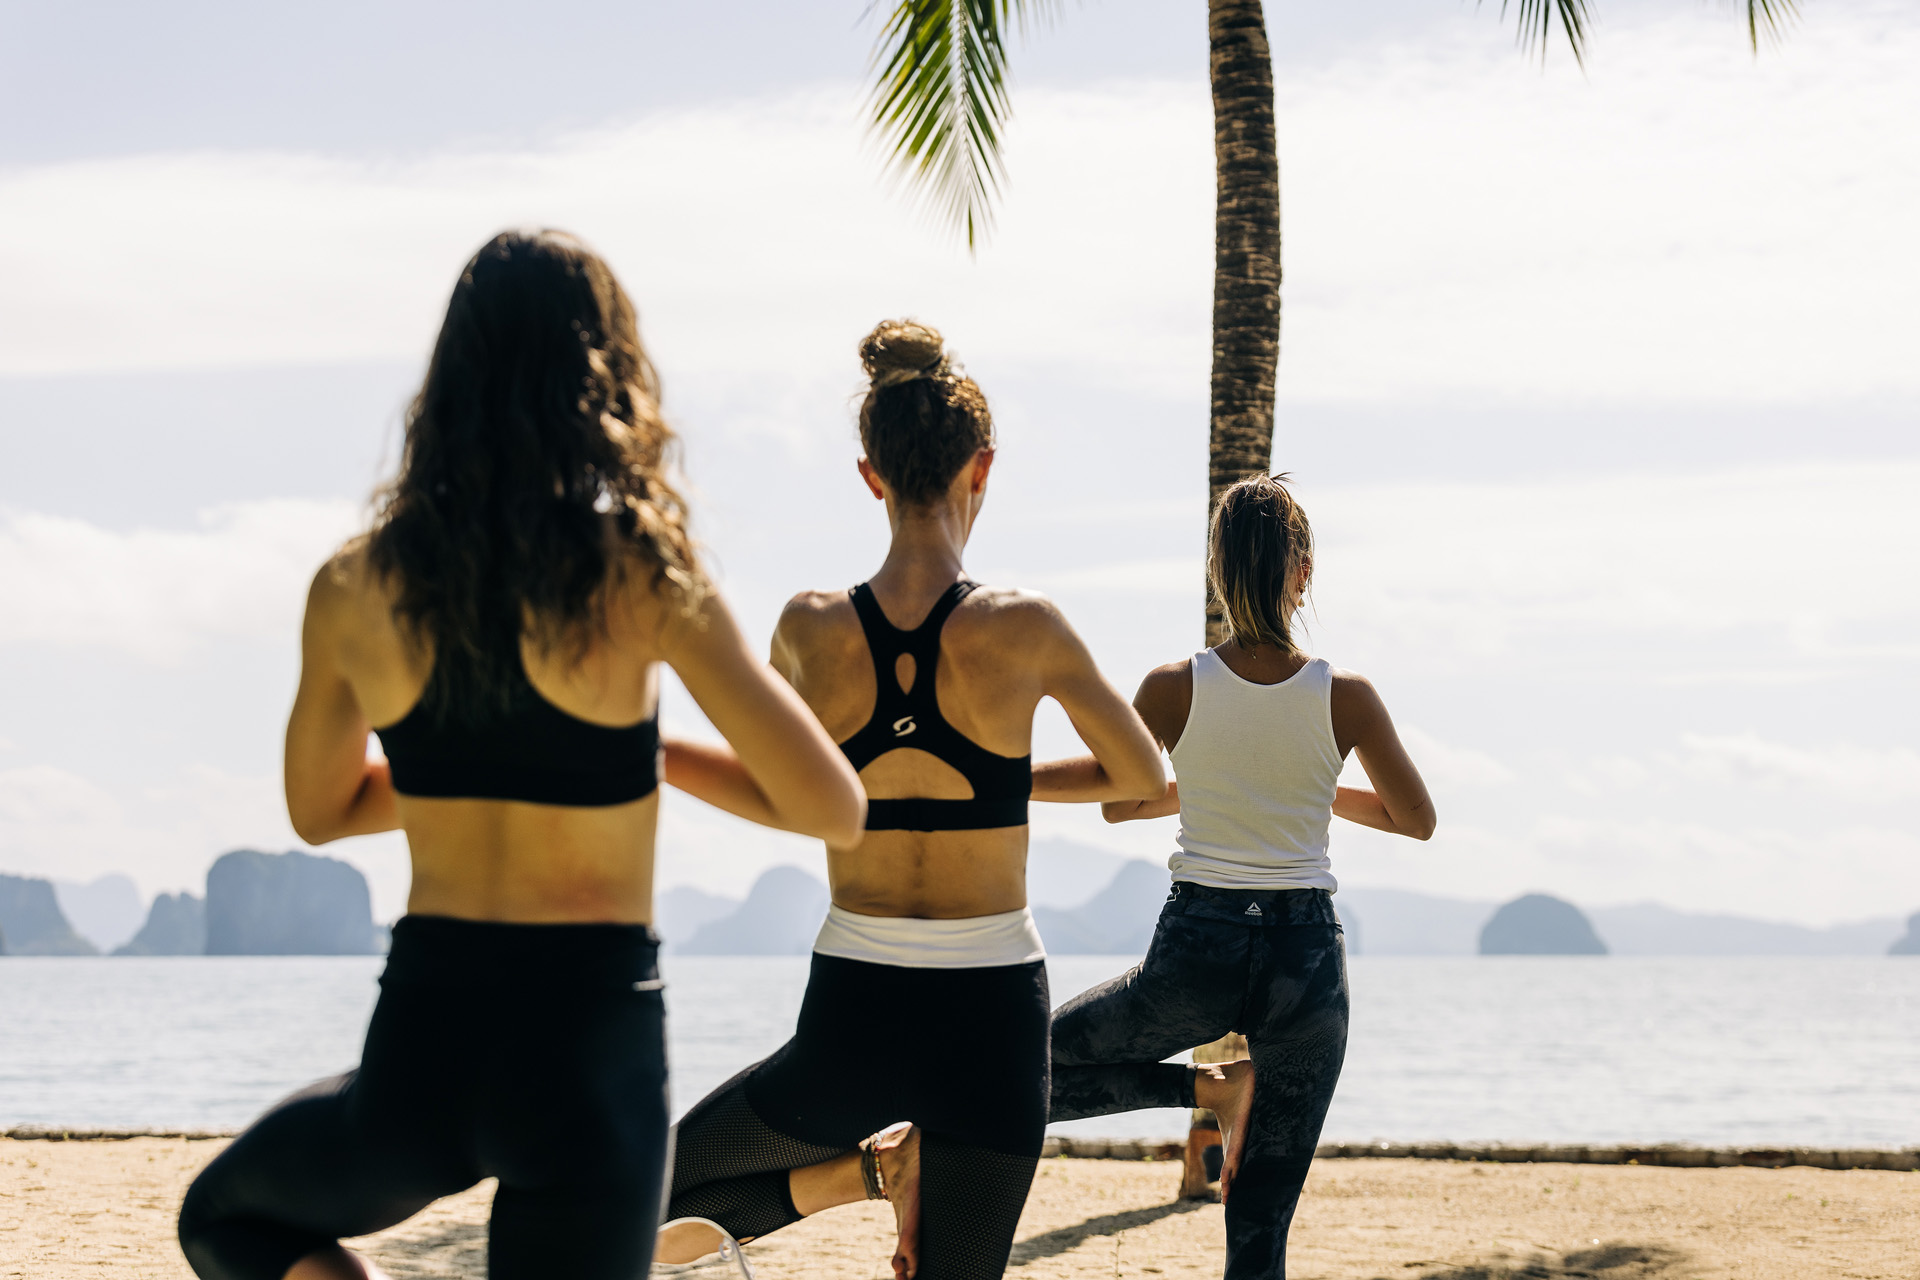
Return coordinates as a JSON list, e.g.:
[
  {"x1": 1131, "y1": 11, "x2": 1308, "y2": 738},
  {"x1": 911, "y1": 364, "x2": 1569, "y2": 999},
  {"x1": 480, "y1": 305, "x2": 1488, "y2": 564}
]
[{"x1": 1205, "y1": 0, "x2": 1280, "y2": 646}]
